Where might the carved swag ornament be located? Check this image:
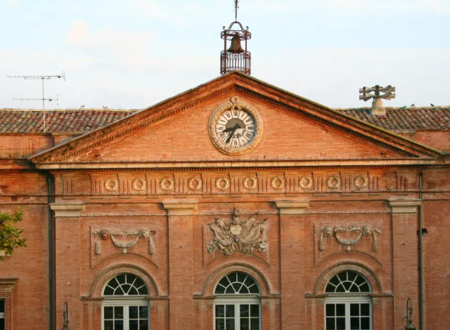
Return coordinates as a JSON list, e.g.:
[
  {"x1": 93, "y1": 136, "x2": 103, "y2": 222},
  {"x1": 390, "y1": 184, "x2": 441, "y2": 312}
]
[
  {"x1": 316, "y1": 225, "x2": 381, "y2": 252},
  {"x1": 93, "y1": 229, "x2": 155, "y2": 255},
  {"x1": 207, "y1": 208, "x2": 268, "y2": 256}
]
